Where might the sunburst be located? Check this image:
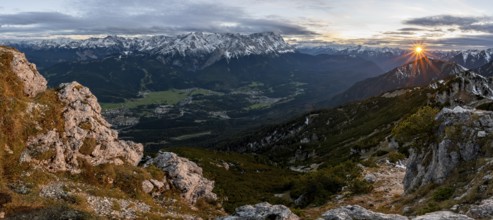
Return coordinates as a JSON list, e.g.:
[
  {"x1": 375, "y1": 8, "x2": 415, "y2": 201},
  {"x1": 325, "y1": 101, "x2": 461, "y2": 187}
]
[{"x1": 399, "y1": 42, "x2": 439, "y2": 76}]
